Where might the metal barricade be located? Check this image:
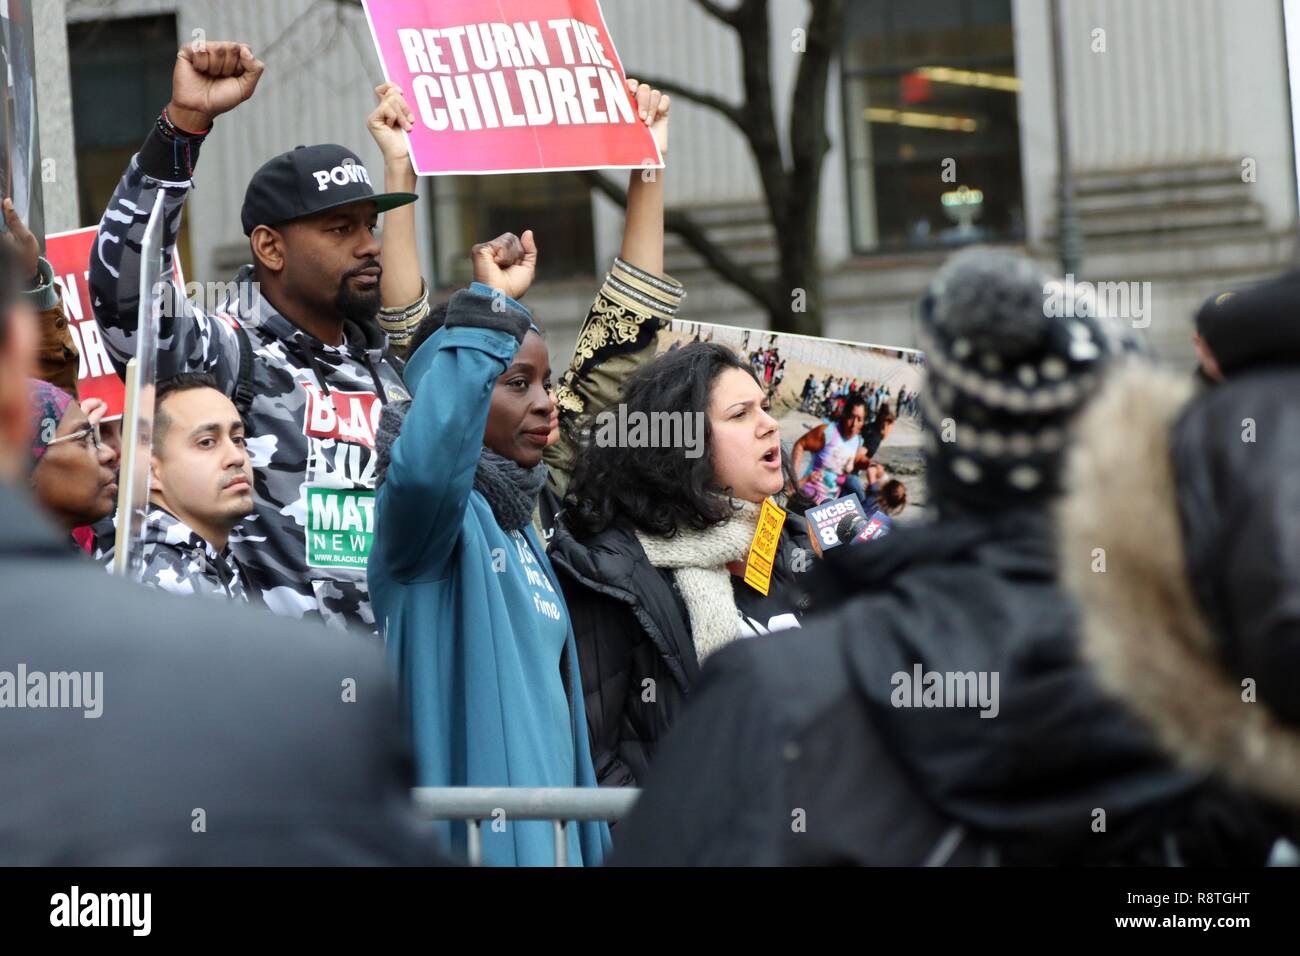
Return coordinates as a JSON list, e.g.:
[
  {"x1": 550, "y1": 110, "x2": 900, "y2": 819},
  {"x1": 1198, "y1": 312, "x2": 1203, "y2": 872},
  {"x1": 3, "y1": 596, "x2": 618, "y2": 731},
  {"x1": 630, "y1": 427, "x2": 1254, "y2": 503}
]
[{"x1": 412, "y1": 787, "x2": 640, "y2": 867}]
